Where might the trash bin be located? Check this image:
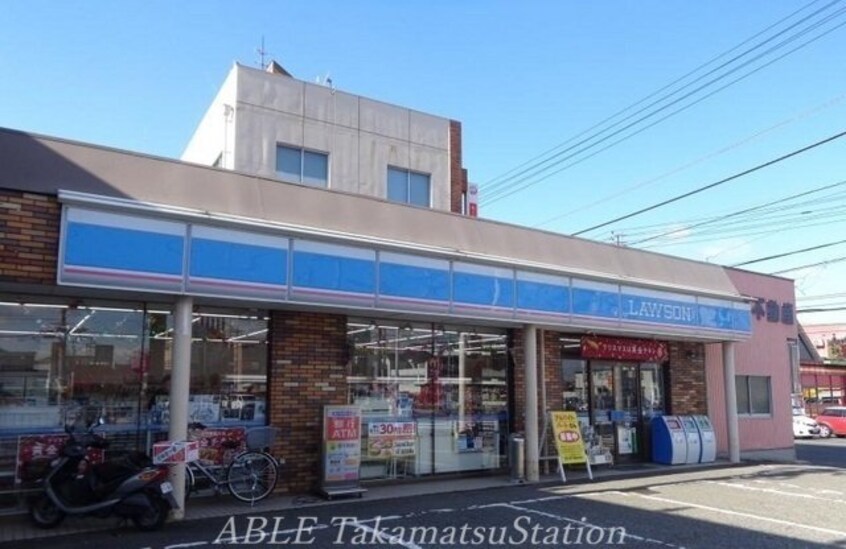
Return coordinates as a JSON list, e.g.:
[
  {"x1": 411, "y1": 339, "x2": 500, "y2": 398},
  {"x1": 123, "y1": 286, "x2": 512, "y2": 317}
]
[{"x1": 509, "y1": 433, "x2": 525, "y2": 483}]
